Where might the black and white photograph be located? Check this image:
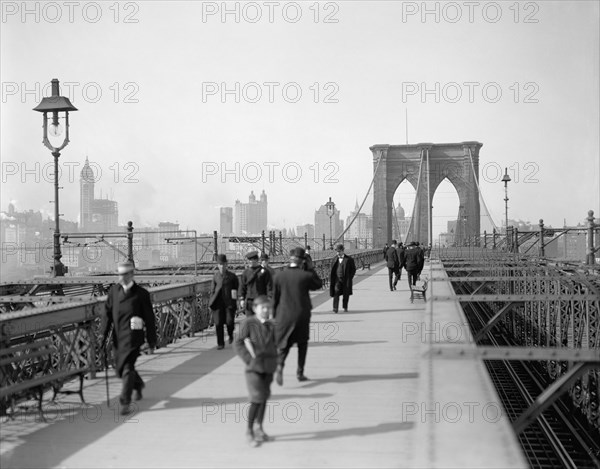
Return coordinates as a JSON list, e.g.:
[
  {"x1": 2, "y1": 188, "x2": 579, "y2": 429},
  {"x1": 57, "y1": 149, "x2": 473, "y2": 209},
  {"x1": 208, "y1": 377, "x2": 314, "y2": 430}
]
[{"x1": 1, "y1": 1, "x2": 599, "y2": 467}]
